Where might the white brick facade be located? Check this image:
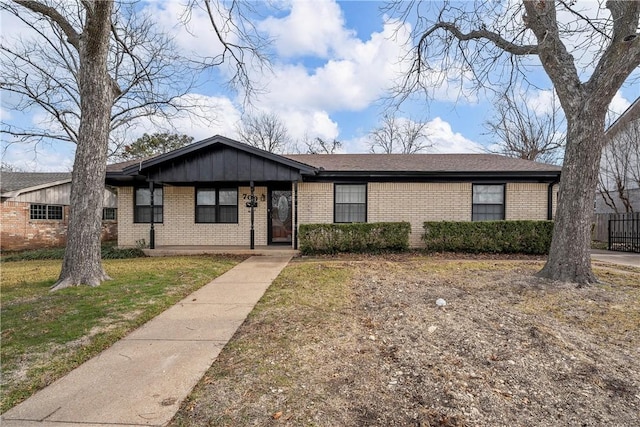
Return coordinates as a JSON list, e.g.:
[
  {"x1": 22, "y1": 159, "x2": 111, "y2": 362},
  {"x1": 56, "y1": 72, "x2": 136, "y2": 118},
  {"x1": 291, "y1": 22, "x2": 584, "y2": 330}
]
[{"x1": 118, "y1": 181, "x2": 557, "y2": 249}]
